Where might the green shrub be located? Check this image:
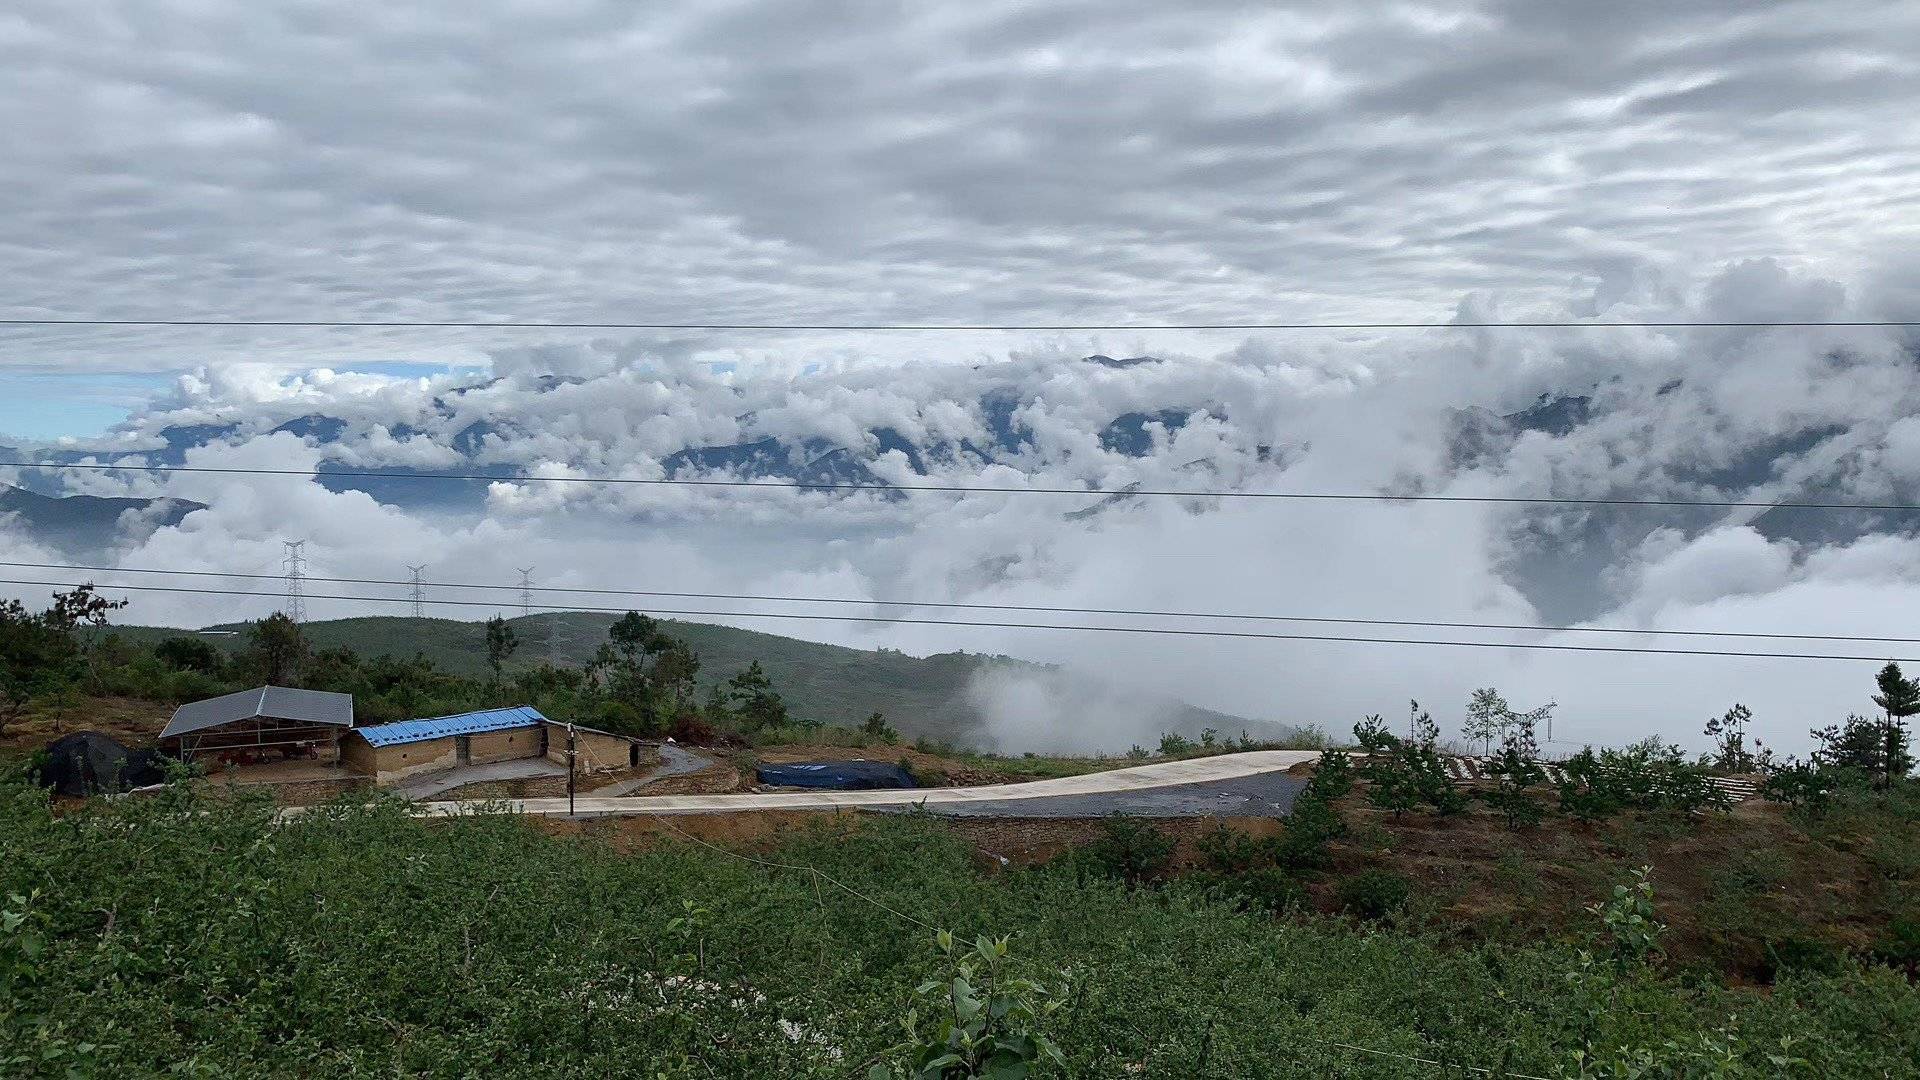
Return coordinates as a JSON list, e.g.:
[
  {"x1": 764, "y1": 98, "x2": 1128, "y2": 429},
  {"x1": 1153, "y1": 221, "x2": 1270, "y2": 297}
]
[
  {"x1": 1195, "y1": 825, "x2": 1273, "y2": 874},
  {"x1": 870, "y1": 932, "x2": 1067, "y2": 1080},
  {"x1": 1082, "y1": 815, "x2": 1174, "y2": 885},
  {"x1": 1274, "y1": 792, "x2": 1345, "y2": 872},
  {"x1": 1198, "y1": 867, "x2": 1307, "y2": 916},
  {"x1": 1763, "y1": 937, "x2": 1848, "y2": 979},
  {"x1": 1156, "y1": 732, "x2": 1196, "y2": 756},
  {"x1": 1354, "y1": 713, "x2": 1464, "y2": 817},
  {"x1": 1590, "y1": 865, "x2": 1666, "y2": 967},
  {"x1": 1763, "y1": 760, "x2": 1838, "y2": 813},
  {"x1": 1310, "y1": 749, "x2": 1354, "y2": 800},
  {"x1": 1867, "y1": 918, "x2": 1920, "y2": 978},
  {"x1": 1336, "y1": 869, "x2": 1411, "y2": 921},
  {"x1": 1481, "y1": 747, "x2": 1548, "y2": 828}
]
